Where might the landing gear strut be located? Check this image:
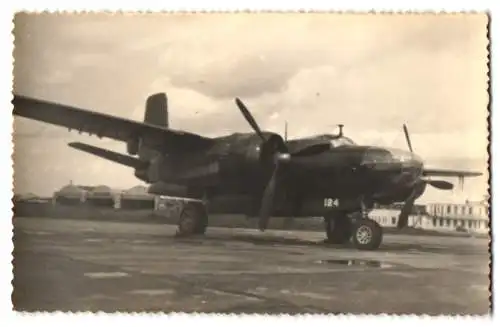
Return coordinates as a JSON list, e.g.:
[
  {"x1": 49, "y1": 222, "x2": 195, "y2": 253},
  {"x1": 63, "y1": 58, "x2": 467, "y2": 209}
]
[
  {"x1": 324, "y1": 210, "x2": 352, "y2": 244},
  {"x1": 323, "y1": 209, "x2": 383, "y2": 251},
  {"x1": 352, "y1": 198, "x2": 383, "y2": 250},
  {"x1": 176, "y1": 201, "x2": 208, "y2": 236}
]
